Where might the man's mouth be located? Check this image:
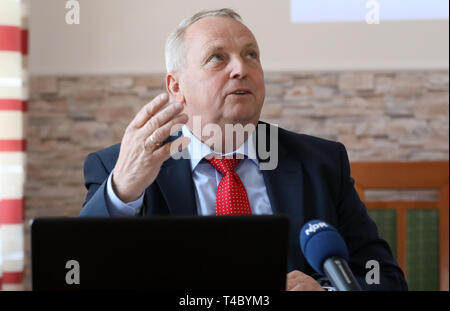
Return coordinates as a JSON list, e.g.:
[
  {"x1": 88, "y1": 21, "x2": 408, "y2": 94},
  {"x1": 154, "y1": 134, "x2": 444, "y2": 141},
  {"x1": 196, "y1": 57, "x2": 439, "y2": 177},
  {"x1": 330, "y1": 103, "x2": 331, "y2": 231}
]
[{"x1": 229, "y1": 89, "x2": 252, "y2": 96}]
